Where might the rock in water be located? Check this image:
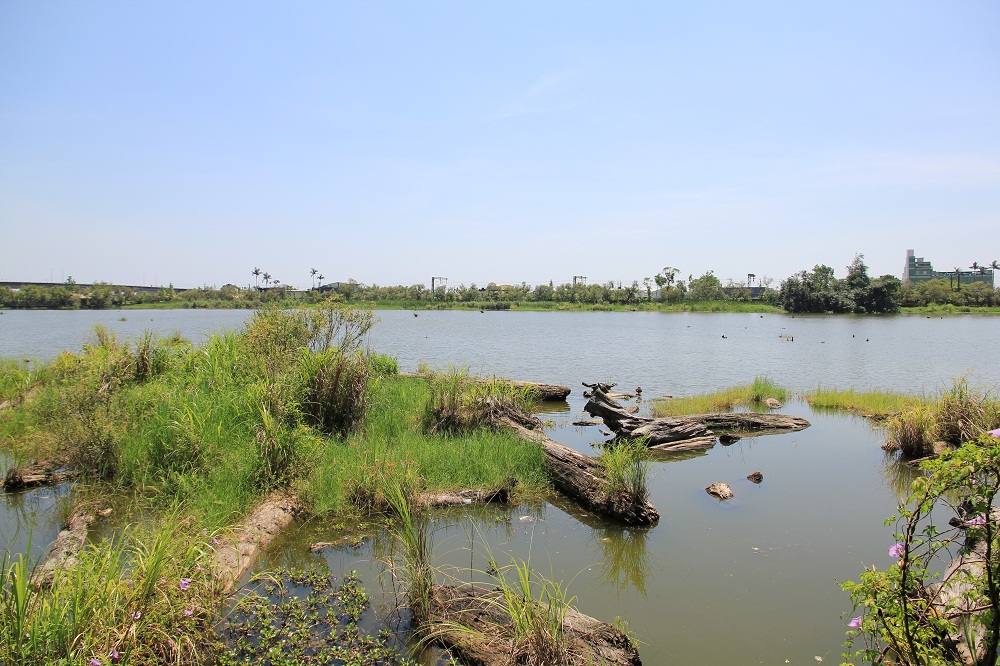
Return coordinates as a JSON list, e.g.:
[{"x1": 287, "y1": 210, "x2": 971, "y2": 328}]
[
  {"x1": 706, "y1": 482, "x2": 734, "y2": 500},
  {"x1": 764, "y1": 398, "x2": 782, "y2": 409},
  {"x1": 747, "y1": 471, "x2": 763, "y2": 484},
  {"x1": 719, "y1": 433, "x2": 741, "y2": 444}
]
